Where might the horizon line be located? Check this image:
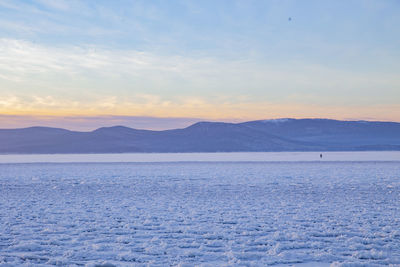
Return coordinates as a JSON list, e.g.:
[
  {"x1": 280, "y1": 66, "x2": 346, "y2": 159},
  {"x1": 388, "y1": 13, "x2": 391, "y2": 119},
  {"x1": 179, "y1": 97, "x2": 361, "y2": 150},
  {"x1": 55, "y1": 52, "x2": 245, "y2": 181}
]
[{"x1": 1, "y1": 117, "x2": 400, "y2": 132}]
